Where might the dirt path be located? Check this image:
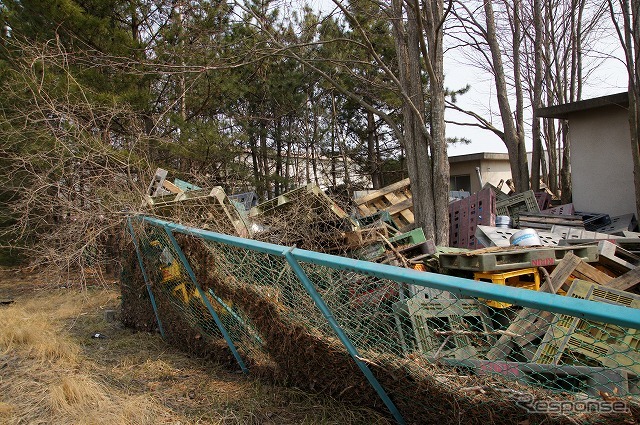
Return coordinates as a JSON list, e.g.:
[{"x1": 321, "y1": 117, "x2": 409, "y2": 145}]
[{"x1": 0, "y1": 270, "x2": 389, "y2": 425}]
